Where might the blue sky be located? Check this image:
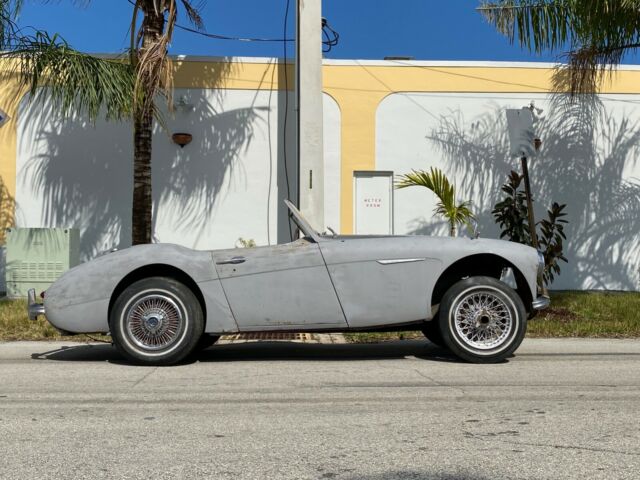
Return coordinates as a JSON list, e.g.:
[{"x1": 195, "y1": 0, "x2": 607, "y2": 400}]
[{"x1": 12, "y1": 0, "x2": 636, "y2": 63}]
